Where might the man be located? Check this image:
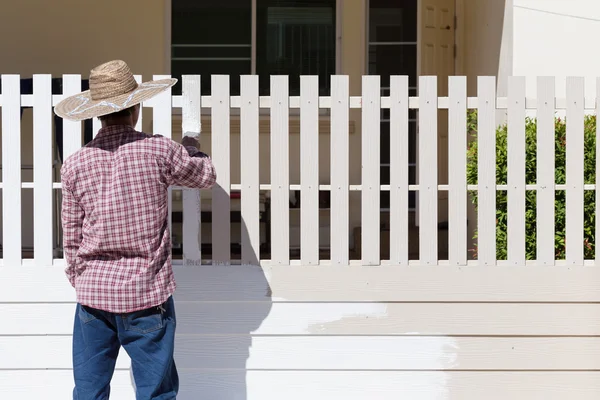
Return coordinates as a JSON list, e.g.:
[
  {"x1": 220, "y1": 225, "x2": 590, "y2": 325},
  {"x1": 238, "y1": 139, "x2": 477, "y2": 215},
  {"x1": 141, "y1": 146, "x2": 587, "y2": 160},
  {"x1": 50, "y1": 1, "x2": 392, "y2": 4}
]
[{"x1": 54, "y1": 60, "x2": 216, "y2": 399}]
